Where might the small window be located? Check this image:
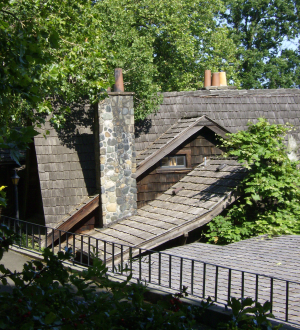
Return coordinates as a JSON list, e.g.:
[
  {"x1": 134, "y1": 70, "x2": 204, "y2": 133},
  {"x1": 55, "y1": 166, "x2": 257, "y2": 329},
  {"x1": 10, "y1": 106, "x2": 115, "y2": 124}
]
[{"x1": 161, "y1": 155, "x2": 186, "y2": 168}]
